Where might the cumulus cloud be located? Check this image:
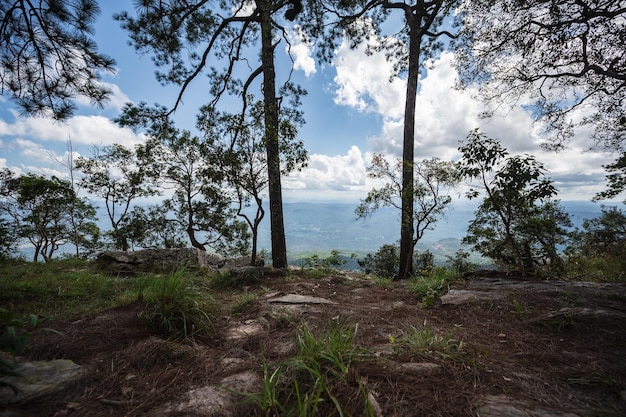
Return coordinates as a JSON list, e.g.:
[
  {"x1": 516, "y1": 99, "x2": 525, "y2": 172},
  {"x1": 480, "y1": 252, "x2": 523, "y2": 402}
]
[
  {"x1": 288, "y1": 26, "x2": 317, "y2": 77},
  {"x1": 284, "y1": 146, "x2": 371, "y2": 195},
  {"x1": 332, "y1": 28, "x2": 406, "y2": 119},
  {"x1": 331, "y1": 44, "x2": 616, "y2": 201},
  {"x1": 0, "y1": 112, "x2": 145, "y2": 148}
]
